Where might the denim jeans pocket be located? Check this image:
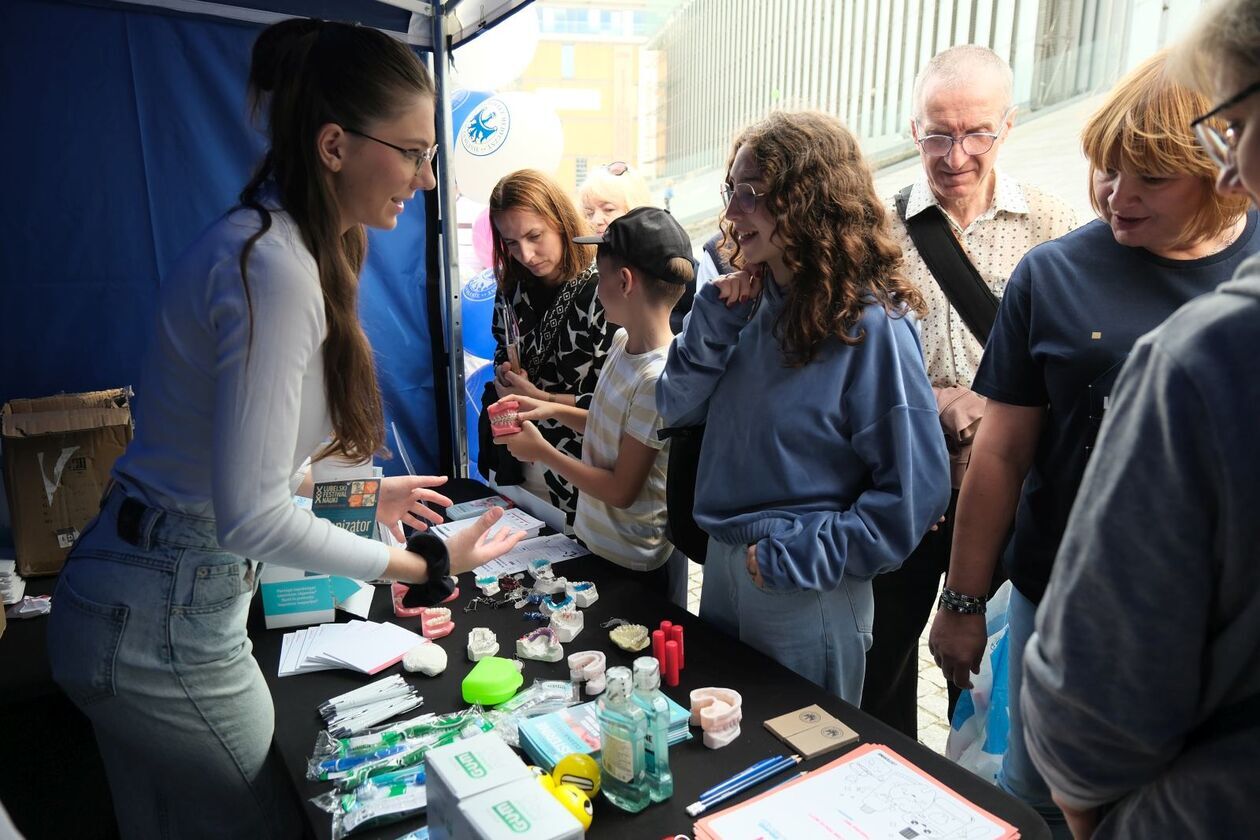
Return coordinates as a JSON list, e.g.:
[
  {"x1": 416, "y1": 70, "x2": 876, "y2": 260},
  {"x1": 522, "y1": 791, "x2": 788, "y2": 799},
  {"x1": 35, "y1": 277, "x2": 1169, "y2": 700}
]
[
  {"x1": 47, "y1": 578, "x2": 129, "y2": 708},
  {"x1": 842, "y1": 577, "x2": 874, "y2": 635},
  {"x1": 184, "y1": 554, "x2": 254, "y2": 609}
]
